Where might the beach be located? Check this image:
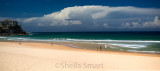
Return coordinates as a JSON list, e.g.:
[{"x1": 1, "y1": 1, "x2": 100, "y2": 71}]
[
  {"x1": 0, "y1": 41, "x2": 160, "y2": 71},
  {"x1": 1, "y1": 0, "x2": 160, "y2": 70}
]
